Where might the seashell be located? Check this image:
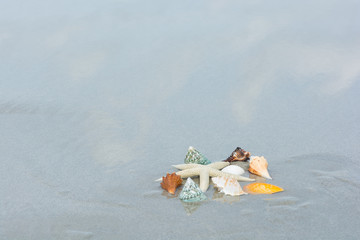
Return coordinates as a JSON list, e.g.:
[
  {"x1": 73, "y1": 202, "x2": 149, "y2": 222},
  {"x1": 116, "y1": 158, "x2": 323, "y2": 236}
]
[
  {"x1": 212, "y1": 176, "x2": 247, "y2": 196},
  {"x1": 224, "y1": 147, "x2": 251, "y2": 162},
  {"x1": 184, "y1": 146, "x2": 211, "y2": 165},
  {"x1": 179, "y1": 178, "x2": 207, "y2": 202},
  {"x1": 243, "y1": 183, "x2": 283, "y2": 194},
  {"x1": 248, "y1": 156, "x2": 272, "y2": 179},
  {"x1": 160, "y1": 173, "x2": 183, "y2": 194},
  {"x1": 221, "y1": 165, "x2": 245, "y2": 176}
]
